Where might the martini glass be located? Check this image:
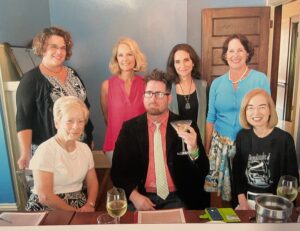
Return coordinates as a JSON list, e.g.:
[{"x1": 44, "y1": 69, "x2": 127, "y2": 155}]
[{"x1": 170, "y1": 120, "x2": 192, "y2": 155}]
